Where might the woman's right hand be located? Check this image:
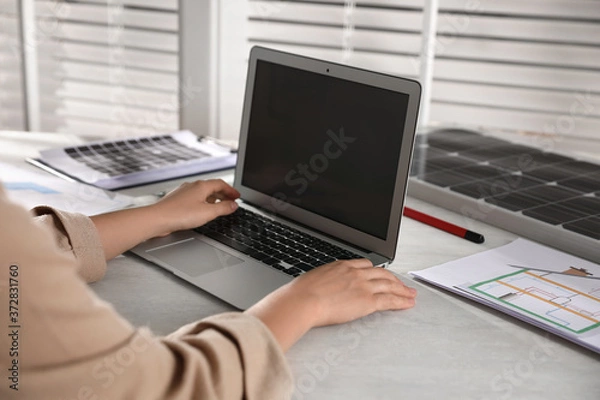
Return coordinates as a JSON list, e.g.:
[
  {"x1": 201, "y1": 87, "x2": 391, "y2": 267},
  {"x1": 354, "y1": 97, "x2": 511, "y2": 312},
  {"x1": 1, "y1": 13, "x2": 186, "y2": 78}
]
[
  {"x1": 245, "y1": 259, "x2": 417, "y2": 352},
  {"x1": 291, "y1": 258, "x2": 416, "y2": 326}
]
